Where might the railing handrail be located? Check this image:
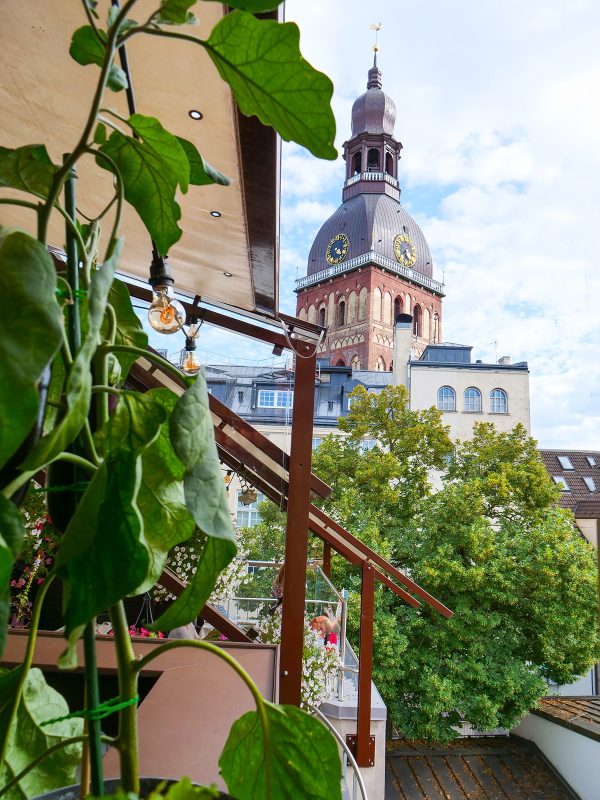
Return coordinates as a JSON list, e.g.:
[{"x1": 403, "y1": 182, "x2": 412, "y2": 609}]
[
  {"x1": 295, "y1": 250, "x2": 444, "y2": 294},
  {"x1": 309, "y1": 705, "x2": 369, "y2": 800}
]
